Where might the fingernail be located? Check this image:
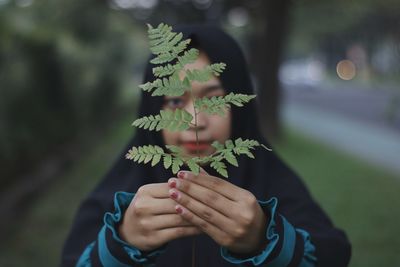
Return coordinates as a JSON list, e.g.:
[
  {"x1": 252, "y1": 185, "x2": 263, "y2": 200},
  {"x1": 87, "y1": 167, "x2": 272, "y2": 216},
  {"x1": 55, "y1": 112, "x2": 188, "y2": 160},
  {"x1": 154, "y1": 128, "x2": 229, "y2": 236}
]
[
  {"x1": 168, "y1": 178, "x2": 177, "y2": 188},
  {"x1": 169, "y1": 189, "x2": 180, "y2": 200},
  {"x1": 175, "y1": 205, "x2": 183, "y2": 214},
  {"x1": 177, "y1": 171, "x2": 187, "y2": 179}
]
